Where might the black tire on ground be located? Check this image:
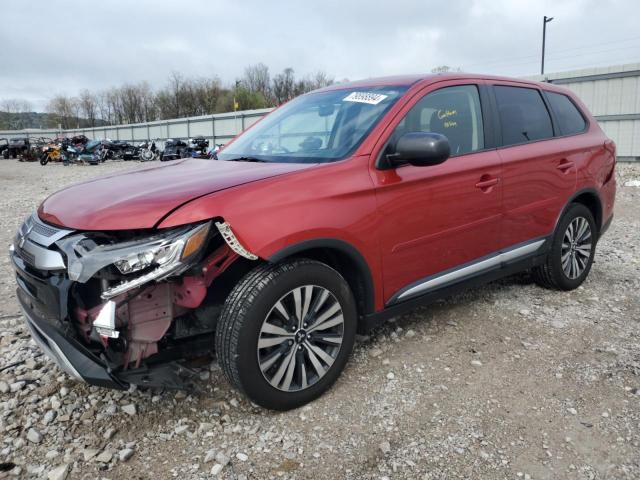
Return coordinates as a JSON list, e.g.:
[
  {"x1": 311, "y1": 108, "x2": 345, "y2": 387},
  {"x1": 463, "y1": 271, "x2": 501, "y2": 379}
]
[
  {"x1": 215, "y1": 259, "x2": 357, "y2": 411},
  {"x1": 532, "y1": 203, "x2": 597, "y2": 290}
]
